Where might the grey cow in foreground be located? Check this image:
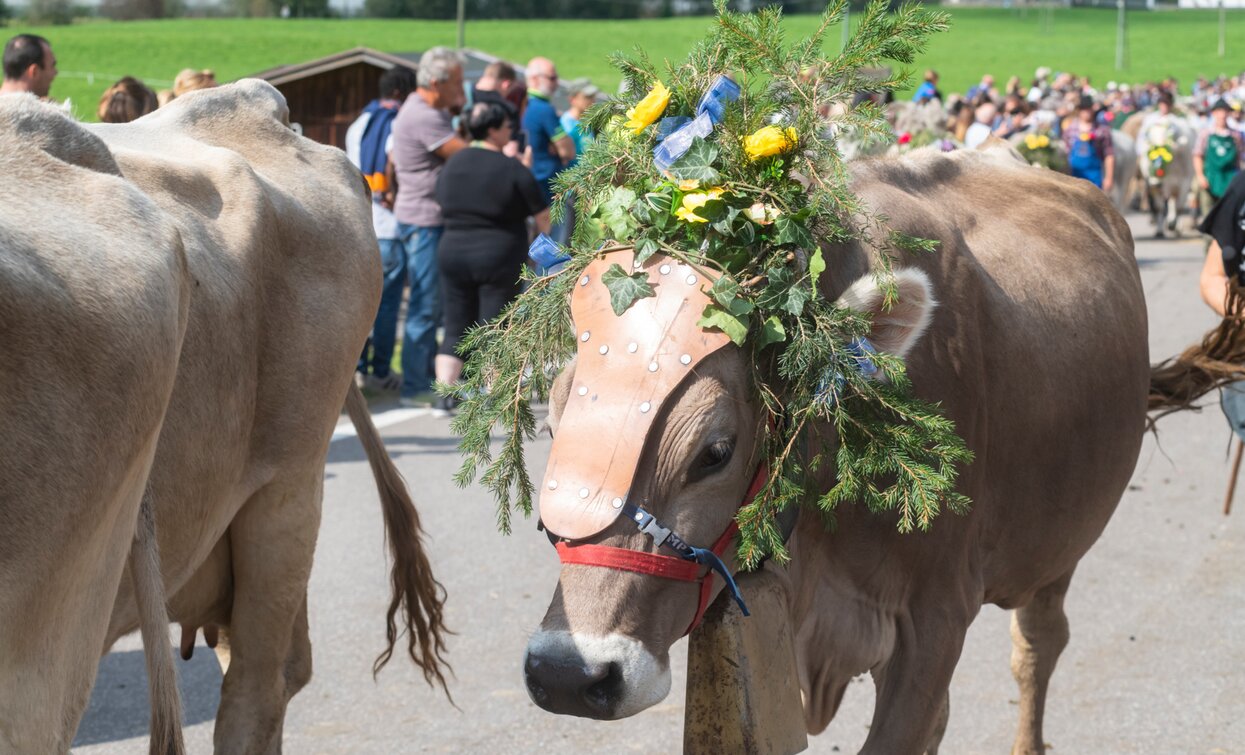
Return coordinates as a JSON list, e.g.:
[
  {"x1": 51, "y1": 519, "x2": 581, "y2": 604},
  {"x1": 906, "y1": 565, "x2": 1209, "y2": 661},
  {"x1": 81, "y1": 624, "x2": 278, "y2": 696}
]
[{"x1": 0, "y1": 82, "x2": 448, "y2": 753}]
